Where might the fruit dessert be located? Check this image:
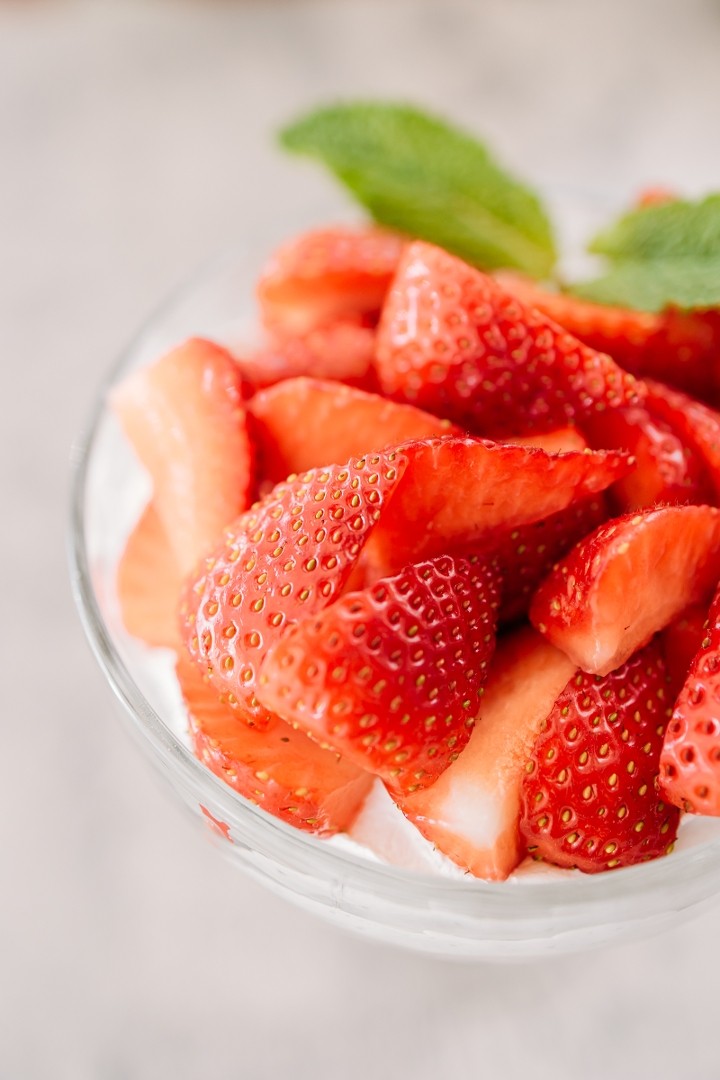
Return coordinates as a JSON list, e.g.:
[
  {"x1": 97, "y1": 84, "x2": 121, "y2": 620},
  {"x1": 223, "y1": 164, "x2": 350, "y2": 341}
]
[{"x1": 111, "y1": 103, "x2": 720, "y2": 881}]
